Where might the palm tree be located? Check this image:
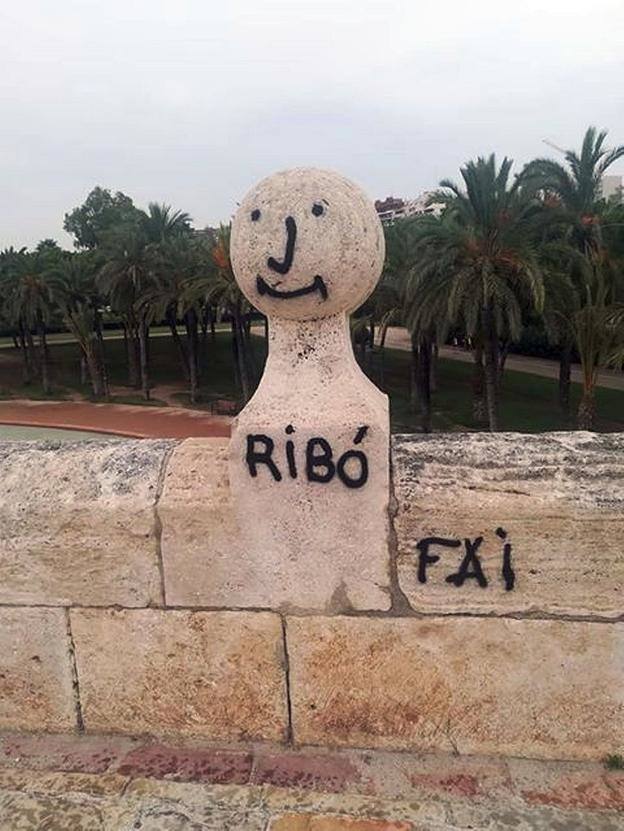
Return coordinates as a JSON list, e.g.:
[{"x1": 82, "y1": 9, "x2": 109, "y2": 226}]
[
  {"x1": 406, "y1": 155, "x2": 545, "y2": 431},
  {"x1": 142, "y1": 203, "x2": 192, "y2": 244},
  {"x1": 182, "y1": 224, "x2": 254, "y2": 404},
  {"x1": 98, "y1": 225, "x2": 154, "y2": 399},
  {"x1": 48, "y1": 254, "x2": 108, "y2": 397},
  {"x1": 522, "y1": 127, "x2": 624, "y2": 427}
]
